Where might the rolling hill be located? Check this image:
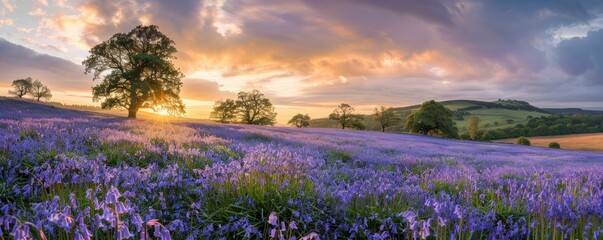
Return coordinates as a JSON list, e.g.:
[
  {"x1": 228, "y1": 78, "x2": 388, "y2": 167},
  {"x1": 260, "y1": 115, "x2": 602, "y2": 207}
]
[{"x1": 310, "y1": 99, "x2": 554, "y2": 133}]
